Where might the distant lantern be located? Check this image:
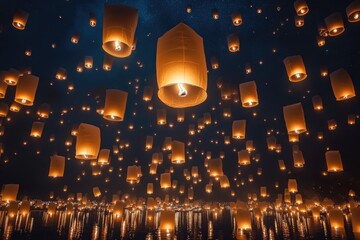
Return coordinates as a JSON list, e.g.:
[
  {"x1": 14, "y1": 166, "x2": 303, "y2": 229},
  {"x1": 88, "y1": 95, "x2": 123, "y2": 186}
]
[
  {"x1": 295, "y1": 15, "x2": 305, "y2": 27},
  {"x1": 236, "y1": 209, "x2": 252, "y2": 230},
  {"x1": 278, "y1": 160, "x2": 286, "y2": 170},
  {"x1": 318, "y1": 22, "x2": 329, "y2": 37},
  {"x1": 267, "y1": 136, "x2": 277, "y2": 150},
  {"x1": 232, "y1": 12, "x2": 242, "y2": 26},
  {"x1": 1, "y1": 184, "x2": 19, "y2": 201},
  {"x1": 212, "y1": 9, "x2": 219, "y2": 19},
  {"x1": 149, "y1": 163, "x2": 157, "y2": 174},
  {"x1": 246, "y1": 140, "x2": 255, "y2": 152},
  {"x1": 312, "y1": 95, "x2": 323, "y2": 110},
  {"x1": 126, "y1": 165, "x2": 140, "y2": 184},
  {"x1": 211, "y1": 57, "x2": 219, "y2": 70},
  {"x1": 160, "y1": 210, "x2": 175, "y2": 231},
  {"x1": 30, "y1": 122, "x2": 44, "y2": 138},
  {"x1": 93, "y1": 187, "x2": 101, "y2": 197},
  {"x1": 186, "y1": 5, "x2": 192, "y2": 13},
  {"x1": 12, "y1": 10, "x2": 29, "y2": 30},
  {"x1": 283, "y1": 103, "x2": 307, "y2": 134},
  {"x1": 317, "y1": 36, "x2": 326, "y2": 47},
  {"x1": 145, "y1": 136, "x2": 153, "y2": 150},
  {"x1": 171, "y1": 140, "x2": 185, "y2": 164},
  {"x1": 227, "y1": 33, "x2": 240, "y2": 52},
  {"x1": 329, "y1": 209, "x2": 344, "y2": 230},
  {"x1": 206, "y1": 184, "x2": 212, "y2": 193},
  {"x1": 204, "y1": 112, "x2": 211, "y2": 124},
  {"x1": 293, "y1": 150, "x2": 305, "y2": 167},
  {"x1": 103, "y1": 89, "x2": 128, "y2": 121},
  {"x1": 147, "y1": 183, "x2": 154, "y2": 195},
  {"x1": 208, "y1": 158, "x2": 223, "y2": 177},
  {"x1": 156, "y1": 23, "x2": 207, "y2": 108},
  {"x1": 245, "y1": 64, "x2": 252, "y2": 74},
  {"x1": 220, "y1": 175, "x2": 230, "y2": 188},
  {"x1": 102, "y1": 4, "x2": 138, "y2": 58},
  {"x1": 103, "y1": 54, "x2": 113, "y2": 71},
  {"x1": 56, "y1": 67, "x2": 67, "y2": 80},
  {"x1": 75, "y1": 123, "x2": 101, "y2": 160},
  {"x1": 232, "y1": 120, "x2": 246, "y2": 139},
  {"x1": 0, "y1": 102, "x2": 9, "y2": 117},
  {"x1": 48, "y1": 154, "x2": 65, "y2": 177},
  {"x1": 326, "y1": 151, "x2": 344, "y2": 172},
  {"x1": 157, "y1": 109, "x2": 167, "y2": 125},
  {"x1": 325, "y1": 13, "x2": 345, "y2": 36},
  {"x1": 0, "y1": 77, "x2": 7, "y2": 98},
  {"x1": 321, "y1": 66, "x2": 328, "y2": 77},
  {"x1": 346, "y1": 1, "x2": 360, "y2": 22},
  {"x1": 239, "y1": 81, "x2": 259, "y2": 107},
  {"x1": 328, "y1": 119, "x2": 337, "y2": 130},
  {"x1": 238, "y1": 150, "x2": 250, "y2": 165},
  {"x1": 177, "y1": 109, "x2": 185, "y2": 122},
  {"x1": 143, "y1": 86, "x2": 153, "y2": 101},
  {"x1": 288, "y1": 179, "x2": 298, "y2": 193},
  {"x1": 98, "y1": 149, "x2": 110, "y2": 165},
  {"x1": 89, "y1": 13, "x2": 96, "y2": 27},
  {"x1": 71, "y1": 33, "x2": 80, "y2": 44},
  {"x1": 352, "y1": 208, "x2": 360, "y2": 234},
  {"x1": 84, "y1": 56, "x2": 93, "y2": 69},
  {"x1": 160, "y1": 173, "x2": 171, "y2": 189},
  {"x1": 294, "y1": 0, "x2": 309, "y2": 16},
  {"x1": 330, "y1": 68, "x2": 356, "y2": 101},
  {"x1": 260, "y1": 186, "x2": 267, "y2": 197},
  {"x1": 3, "y1": 68, "x2": 20, "y2": 86},
  {"x1": 37, "y1": 104, "x2": 50, "y2": 118},
  {"x1": 348, "y1": 114, "x2": 356, "y2": 125},
  {"x1": 15, "y1": 74, "x2": 39, "y2": 106},
  {"x1": 283, "y1": 55, "x2": 307, "y2": 82}
]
